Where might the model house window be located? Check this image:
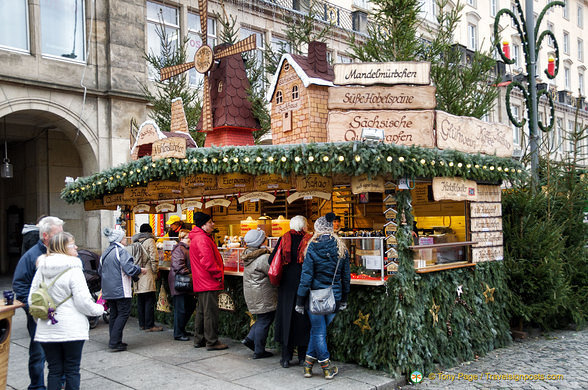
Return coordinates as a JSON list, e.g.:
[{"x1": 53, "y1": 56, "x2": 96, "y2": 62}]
[
  {"x1": 187, "y1": 12, "x2": 217, "y2": 86},
  {"x1": 292, "y1": 85, "x2": 299, "y2": 100},
  {"x1": 563, "y1": 31, "x2": 569, "y2": 54},
  {"x1": 467, "y1": 23, "x2": 477, "y2": 50},
  {"x1": 0, "y1": 0, "x2": 28, "y2": 52},
  {"x1": 146, "y1": 1, "x2": 179, "y2": 79},
  {"x1": 564, "y1": 66, "x2": 571, "y2": 89},
  {"x1": 276, "y1": 90, "x2": 283, "y2": 104},
  {"x1": 40, "y1": 0, "x2": 85, "y2": 61},
  {"x1": 578, "y1": 39, "x2": 584, "y2": 62},
  {"x1": 578, "y1": 5, "x2": 584, "y2": 28}
]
